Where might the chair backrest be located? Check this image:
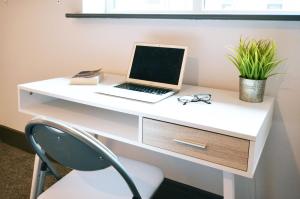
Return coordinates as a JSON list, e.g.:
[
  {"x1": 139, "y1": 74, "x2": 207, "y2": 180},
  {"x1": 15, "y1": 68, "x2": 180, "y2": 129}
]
[{"x1": 25, "y1": 118, "x2": 141, "y2": 199}]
